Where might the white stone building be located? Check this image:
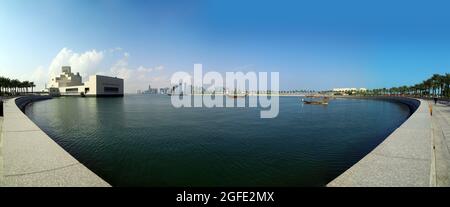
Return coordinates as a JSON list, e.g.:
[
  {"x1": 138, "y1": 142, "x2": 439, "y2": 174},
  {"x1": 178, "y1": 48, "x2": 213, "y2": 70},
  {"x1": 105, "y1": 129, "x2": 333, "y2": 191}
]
[
  {"x1": 49, "y1": 66, "x2": 124, "y2": 97},
  {"x1": 332, "y1": 88, "x2": 367, "y2": 92}
]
